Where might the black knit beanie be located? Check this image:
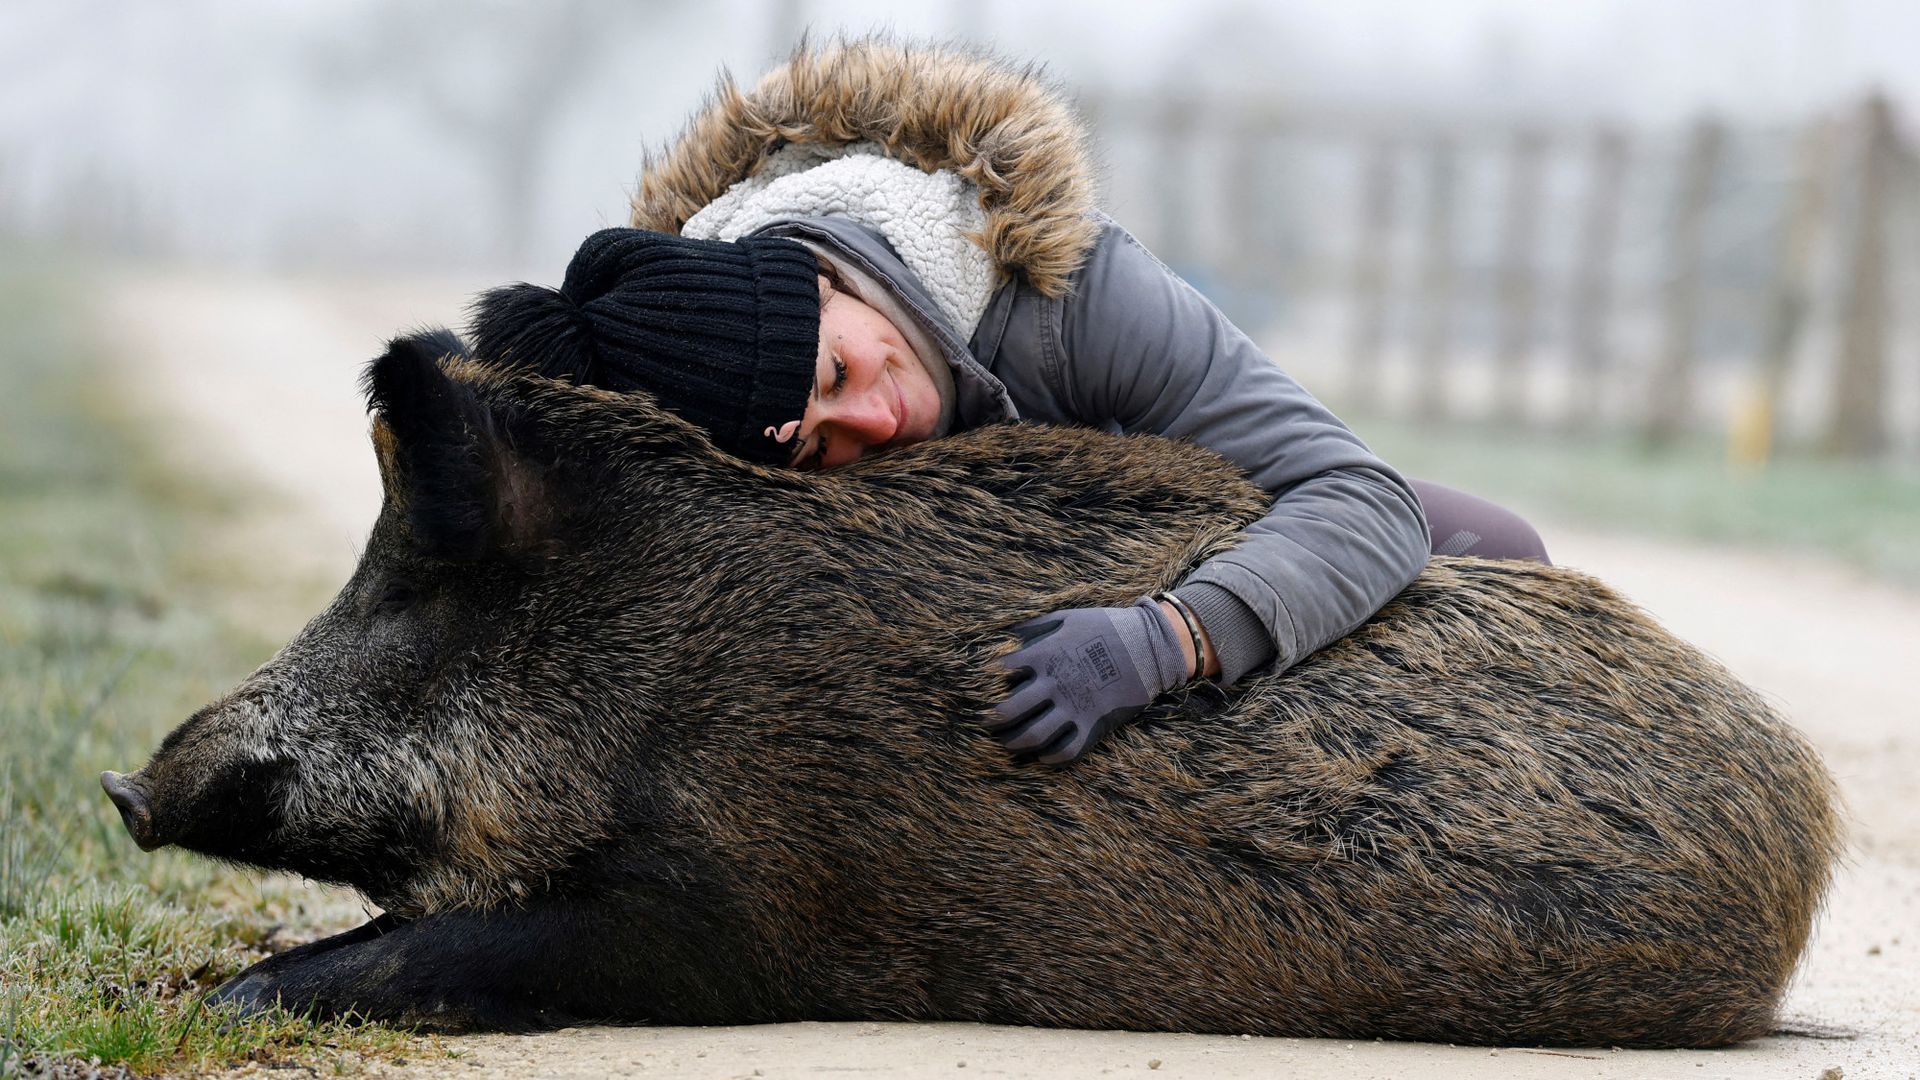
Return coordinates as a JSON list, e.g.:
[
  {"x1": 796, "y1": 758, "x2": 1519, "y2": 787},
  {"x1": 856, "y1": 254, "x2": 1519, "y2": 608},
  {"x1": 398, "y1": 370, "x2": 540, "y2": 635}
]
[{"x1": 469, "y1": 227, "x2": 821, "y2": 465}]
